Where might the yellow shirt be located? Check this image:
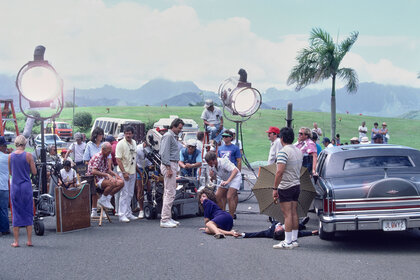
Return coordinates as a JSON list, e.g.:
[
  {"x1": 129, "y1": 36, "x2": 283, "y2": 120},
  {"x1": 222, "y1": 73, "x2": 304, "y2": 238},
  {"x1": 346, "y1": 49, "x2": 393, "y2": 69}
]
[{"x1": 115, "y1": 138, "x2": 137, "y2": 175}]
